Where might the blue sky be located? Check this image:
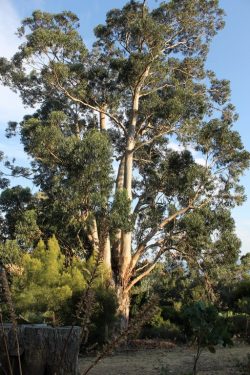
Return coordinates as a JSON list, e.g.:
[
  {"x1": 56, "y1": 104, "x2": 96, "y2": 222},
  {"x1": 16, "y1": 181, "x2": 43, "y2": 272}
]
[{"x1": 0, "y1": 0, "x2": 249, "y2": 254}]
